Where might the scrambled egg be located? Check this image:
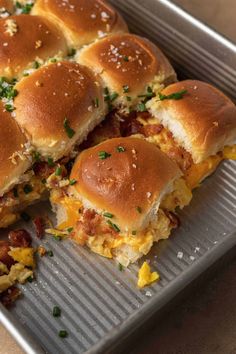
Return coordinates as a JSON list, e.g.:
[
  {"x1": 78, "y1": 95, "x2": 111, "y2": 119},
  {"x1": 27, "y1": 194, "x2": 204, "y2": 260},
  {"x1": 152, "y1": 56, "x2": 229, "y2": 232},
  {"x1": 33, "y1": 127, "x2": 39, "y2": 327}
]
[
  {"x1": 0, "y1": 245, "x2": 35, "y2": 294},
  {"x1": 8, "y1": 247, "x2": 35, "y2": 268},
  {"x1": 137, "y1": 261, "x2": 159, "y2": 288},
  {"x1": 0, "y1": 175, "x2": 47, "y2": 228},
  {"x1": 0, "y1": 263, "x2": 33, "y2": 293}
]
